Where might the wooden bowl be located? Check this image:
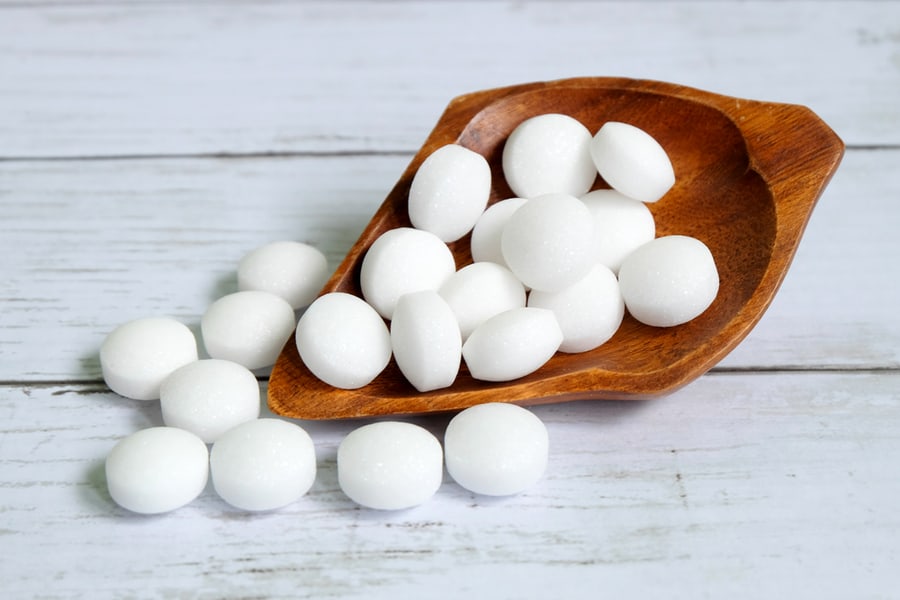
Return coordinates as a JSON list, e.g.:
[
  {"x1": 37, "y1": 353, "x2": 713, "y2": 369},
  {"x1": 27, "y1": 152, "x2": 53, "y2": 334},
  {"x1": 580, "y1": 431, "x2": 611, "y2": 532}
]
[{"x1": 268, "y1": 77, "x2": 844, "y2": 420}]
